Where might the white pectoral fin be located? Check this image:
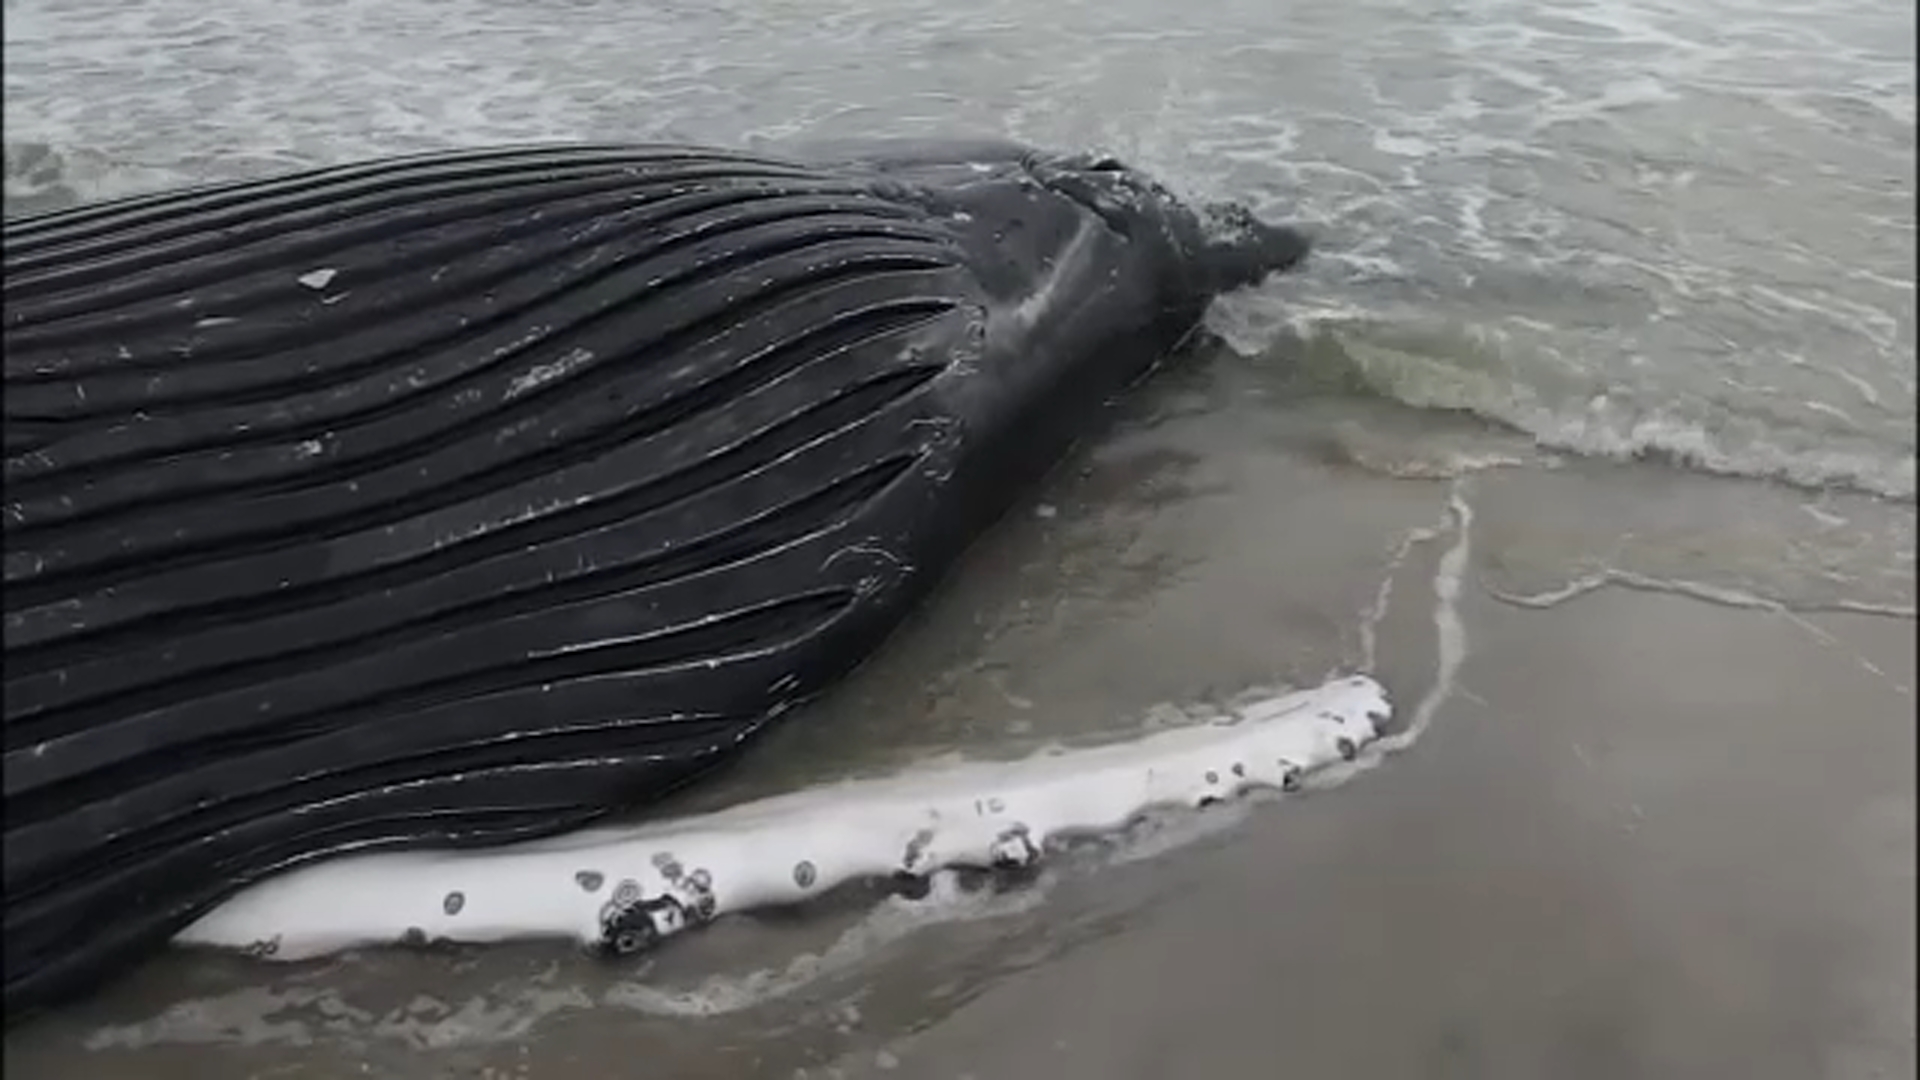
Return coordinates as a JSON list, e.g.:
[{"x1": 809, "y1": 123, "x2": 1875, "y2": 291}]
[{"x1": 177, "y1": 675, "x2": 1392, "y2": 962}]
